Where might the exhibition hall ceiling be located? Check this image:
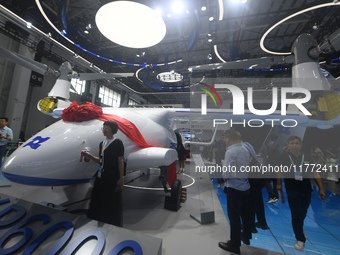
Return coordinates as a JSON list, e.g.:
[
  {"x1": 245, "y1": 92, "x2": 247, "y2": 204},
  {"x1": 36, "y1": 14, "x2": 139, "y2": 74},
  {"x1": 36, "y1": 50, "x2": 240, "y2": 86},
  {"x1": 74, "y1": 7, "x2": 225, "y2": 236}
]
[{"x1": 1, "y1": 0, "x2": 340, "y2": 105}]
